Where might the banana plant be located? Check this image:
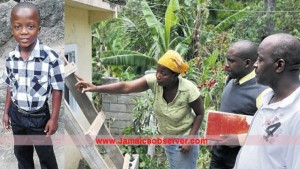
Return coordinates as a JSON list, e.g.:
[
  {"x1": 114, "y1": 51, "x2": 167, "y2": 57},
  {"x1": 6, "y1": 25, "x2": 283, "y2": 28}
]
[
  {"x1": 96, "y1": 0, "x2": 250, "y2": 74},
  {"x1": 100, "y1": 0, "x2": 184, "y2": 69}
]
